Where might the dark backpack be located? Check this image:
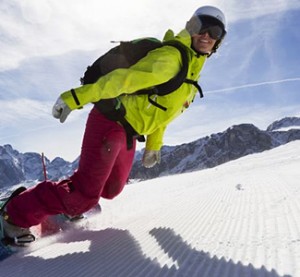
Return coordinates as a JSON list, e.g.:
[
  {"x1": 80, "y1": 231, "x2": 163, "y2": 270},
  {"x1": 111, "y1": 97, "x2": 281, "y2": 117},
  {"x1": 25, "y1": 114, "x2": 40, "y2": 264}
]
[
  {"x1": 80, "y1": 37, "x2": 203, "y2": 149},
  {"x1": 81, "y1": 38, "x2": 203, "y2": 109},
  {"x1": 81, "y1": 38, "x2": 164, "y2": 85}
]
